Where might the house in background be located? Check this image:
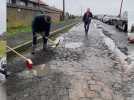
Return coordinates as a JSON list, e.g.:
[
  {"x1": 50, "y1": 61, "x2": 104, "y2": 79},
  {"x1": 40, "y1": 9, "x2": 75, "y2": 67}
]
[
  {"x1": 7, "y1": 0, "x2": 47, "y2": 8},
  {"x1": 7, "y1": 0, "x2": 63, "y2": 28}
]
